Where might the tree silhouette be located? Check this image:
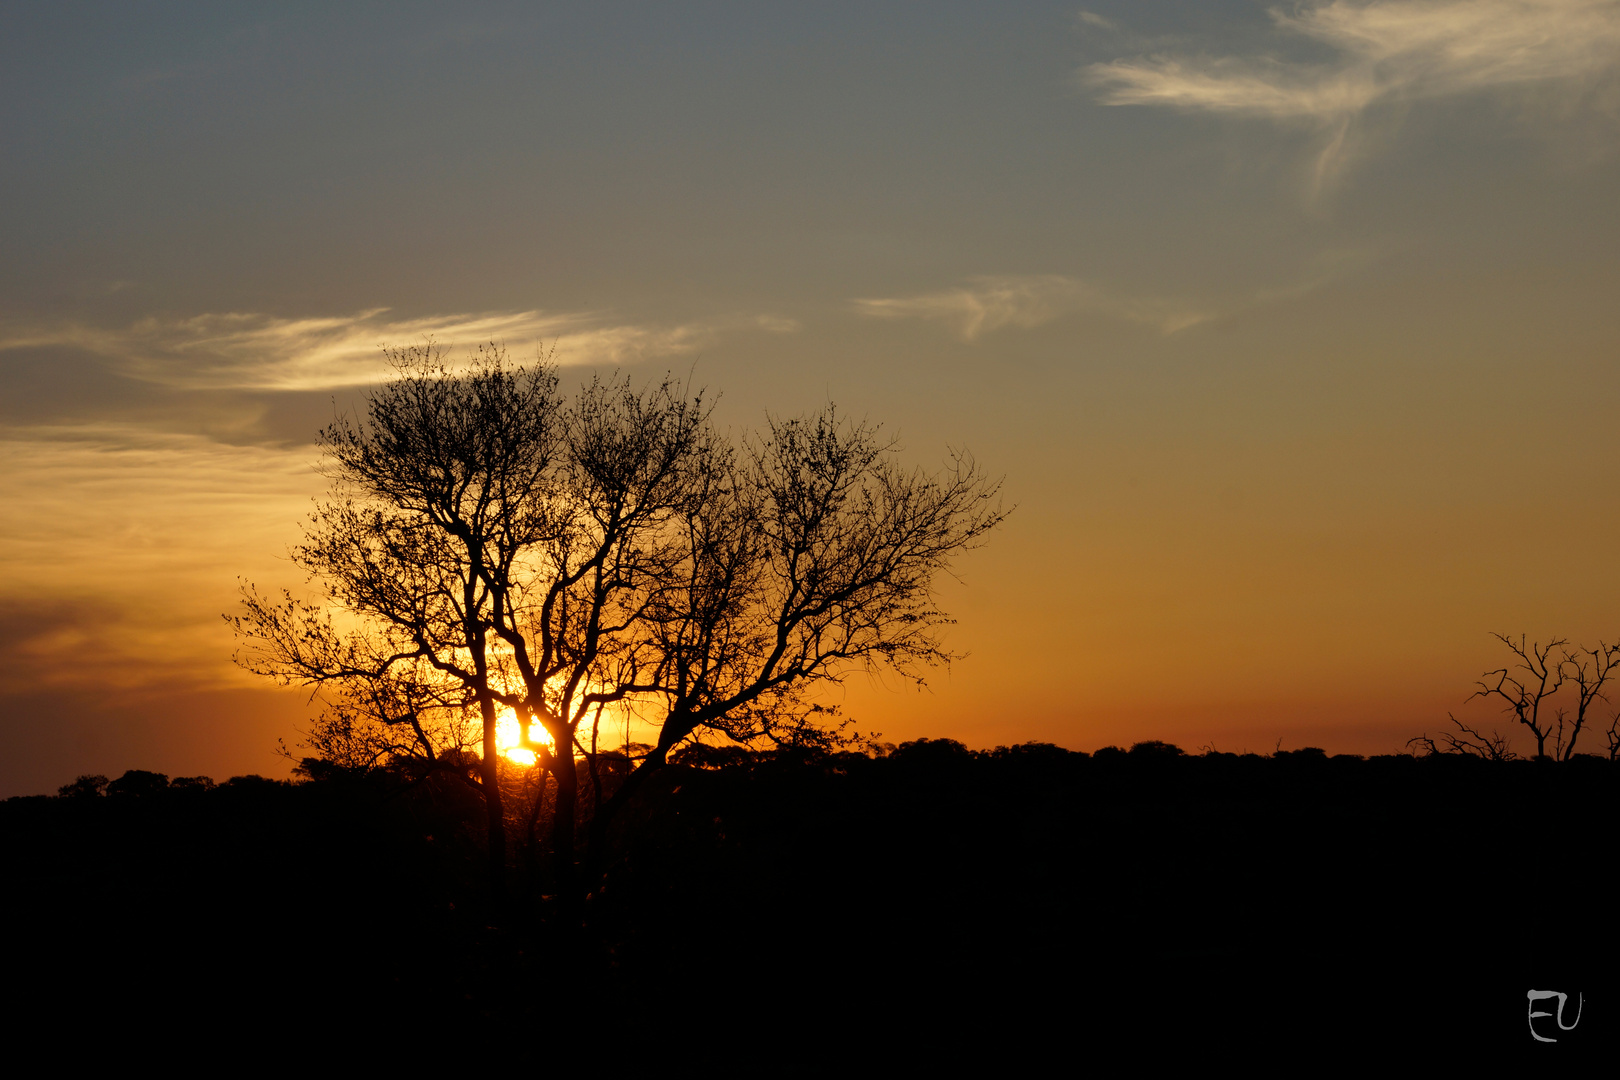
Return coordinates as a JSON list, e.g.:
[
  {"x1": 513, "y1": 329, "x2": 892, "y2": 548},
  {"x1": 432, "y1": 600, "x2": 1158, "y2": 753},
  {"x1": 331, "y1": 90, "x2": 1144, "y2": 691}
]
[
  {"x1": 1469, "y1": 634, "x2": 1568, "y2": 761},
  {"x1": 1553, "y1": 641, "x2": 1620, "y2": 761},
  {"x1": 57, "y1": 774, "x2": 110, "y2": 798},
  {"x1": 231, "y1": 342, "x2": 1004, "y2": 898}
]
